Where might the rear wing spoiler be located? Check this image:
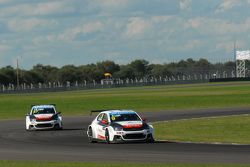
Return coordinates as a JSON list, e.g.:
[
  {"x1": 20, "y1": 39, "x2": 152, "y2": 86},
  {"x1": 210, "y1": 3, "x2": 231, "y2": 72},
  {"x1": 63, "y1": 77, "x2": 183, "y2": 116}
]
[{"x1": 90, "y1": 109, "x2": 114, "y2": 115}]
